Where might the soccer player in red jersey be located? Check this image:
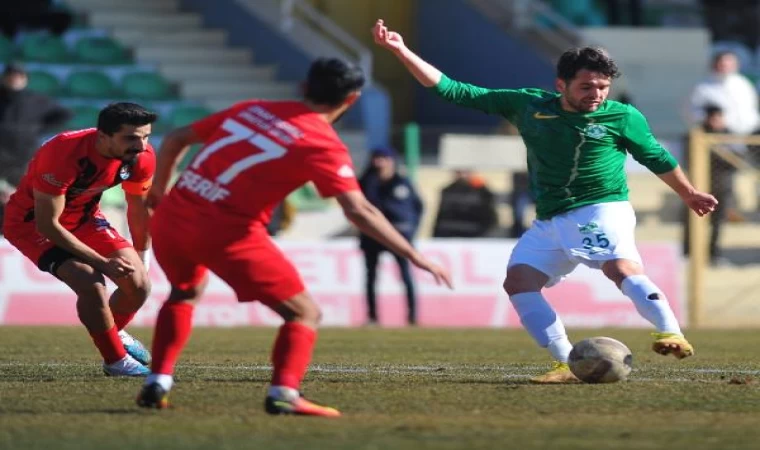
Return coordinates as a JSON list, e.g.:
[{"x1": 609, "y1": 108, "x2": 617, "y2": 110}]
[
  {"x1": 3, "y1": 103, "x2": 157, "y2": 376},
  {"x1": 136, "y1": 58, "x2": 453, "y2": 416}
]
